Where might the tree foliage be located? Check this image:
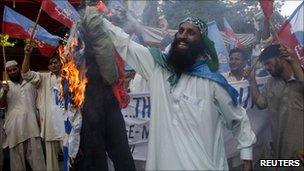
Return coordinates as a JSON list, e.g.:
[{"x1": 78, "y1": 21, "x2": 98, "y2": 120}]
[
  {"x1": 159, "y1": 0, "x2": 285, "y2": 33},
  {"x1": 84, "y1": 0, "x2": 285, "y2": 34}
]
